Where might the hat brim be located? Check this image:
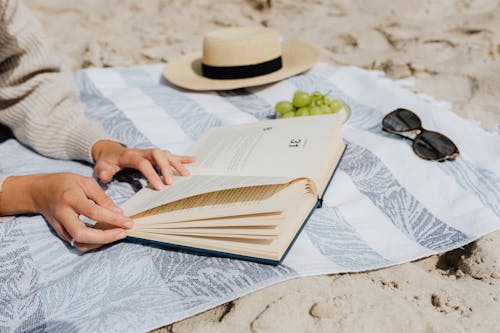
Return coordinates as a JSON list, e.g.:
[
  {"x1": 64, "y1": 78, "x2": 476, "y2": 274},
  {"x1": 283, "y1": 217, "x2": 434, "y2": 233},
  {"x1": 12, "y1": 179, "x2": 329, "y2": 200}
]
[{"x1": 163, "y1": 41, "x2": 319, "y2": 91}]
